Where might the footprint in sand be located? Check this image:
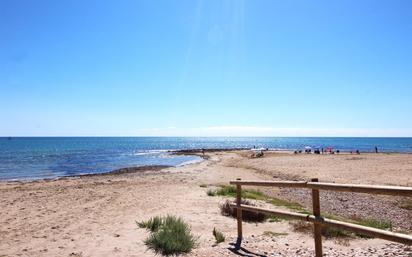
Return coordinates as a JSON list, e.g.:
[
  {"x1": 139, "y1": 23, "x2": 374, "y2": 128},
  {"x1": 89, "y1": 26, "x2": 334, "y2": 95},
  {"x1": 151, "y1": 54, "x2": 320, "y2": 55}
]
[{"x1": 69, "y1": 252, "x2": 83, "y2": 257}]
